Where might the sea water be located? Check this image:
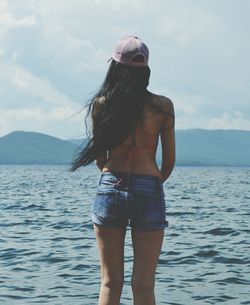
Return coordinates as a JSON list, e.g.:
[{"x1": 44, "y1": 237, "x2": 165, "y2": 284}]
[{"x1": 0, "y1": 165, "x2": 249, "y2": 305}]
